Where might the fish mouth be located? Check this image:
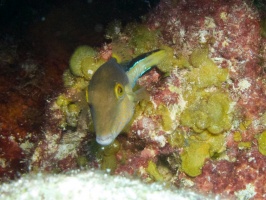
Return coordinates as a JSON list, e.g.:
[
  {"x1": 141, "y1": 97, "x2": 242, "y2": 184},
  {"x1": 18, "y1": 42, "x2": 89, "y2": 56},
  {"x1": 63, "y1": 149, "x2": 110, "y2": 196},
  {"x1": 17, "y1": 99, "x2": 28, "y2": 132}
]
[{"x1": 96, "y1": 134, "x2": 115, "y2": 146}]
